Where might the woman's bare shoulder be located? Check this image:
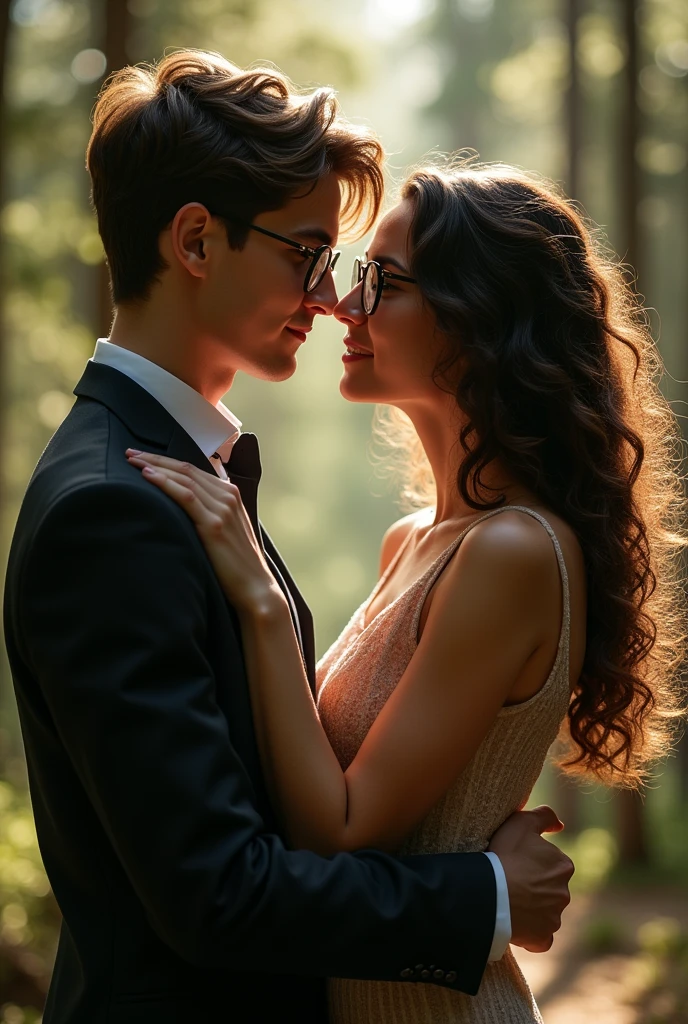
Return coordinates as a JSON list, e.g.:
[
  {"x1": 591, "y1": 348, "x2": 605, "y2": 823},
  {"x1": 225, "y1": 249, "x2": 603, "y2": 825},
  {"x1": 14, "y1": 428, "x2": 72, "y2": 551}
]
[{"x1": 379, "y1": 507, "x2": 434, "y2": 576}]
